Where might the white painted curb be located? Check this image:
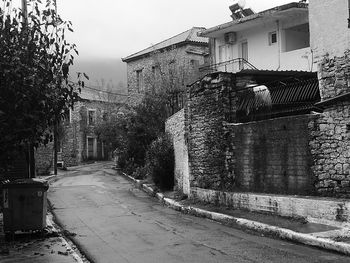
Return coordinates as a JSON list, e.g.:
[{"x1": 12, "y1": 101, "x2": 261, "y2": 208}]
[{"x1": 121, "y1": 172, "x2": 350, "y2": 256}]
